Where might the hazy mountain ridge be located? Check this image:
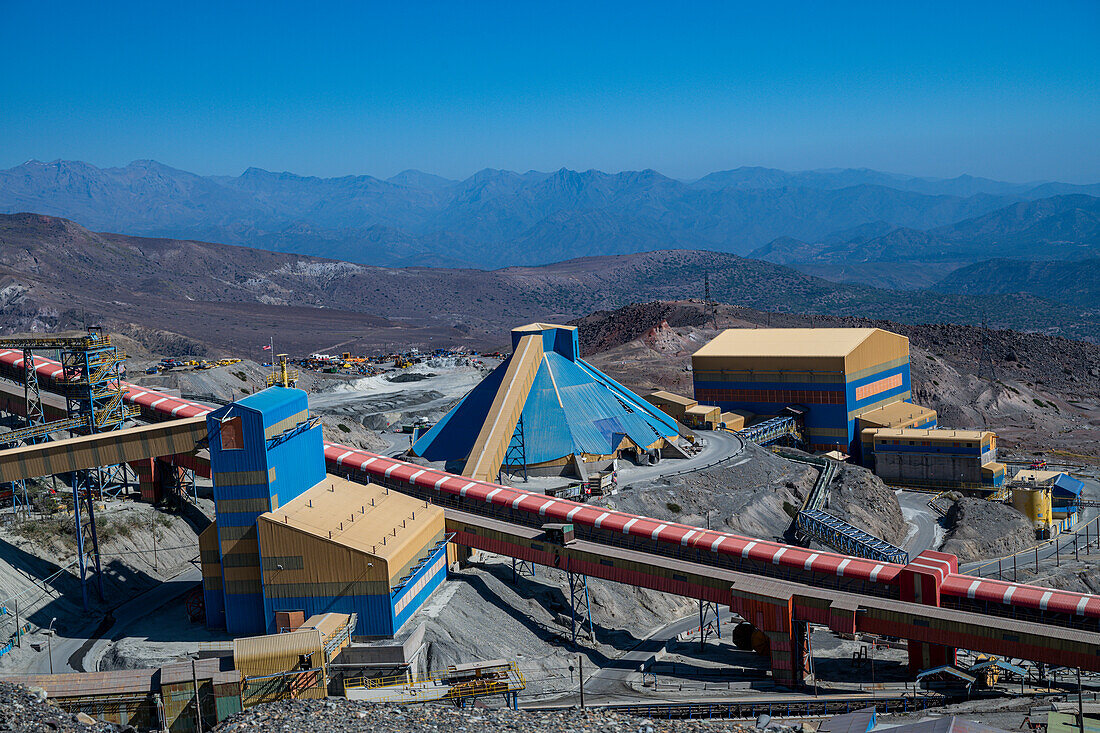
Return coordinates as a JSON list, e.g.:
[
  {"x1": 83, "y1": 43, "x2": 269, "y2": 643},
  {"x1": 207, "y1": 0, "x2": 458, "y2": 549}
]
[
  {"x1": 4, "y1": 159, "x2": 1094, "y2": 269},
  {"x1": 2, "y1": 214, "x2": 1098, "y2": 353},
  {"x1": 750, "y1": 194, "x2": 1100, "y2": 291},
  {"x1": 931, "y1": 258, "x2": 1100, "y2": 309}
]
